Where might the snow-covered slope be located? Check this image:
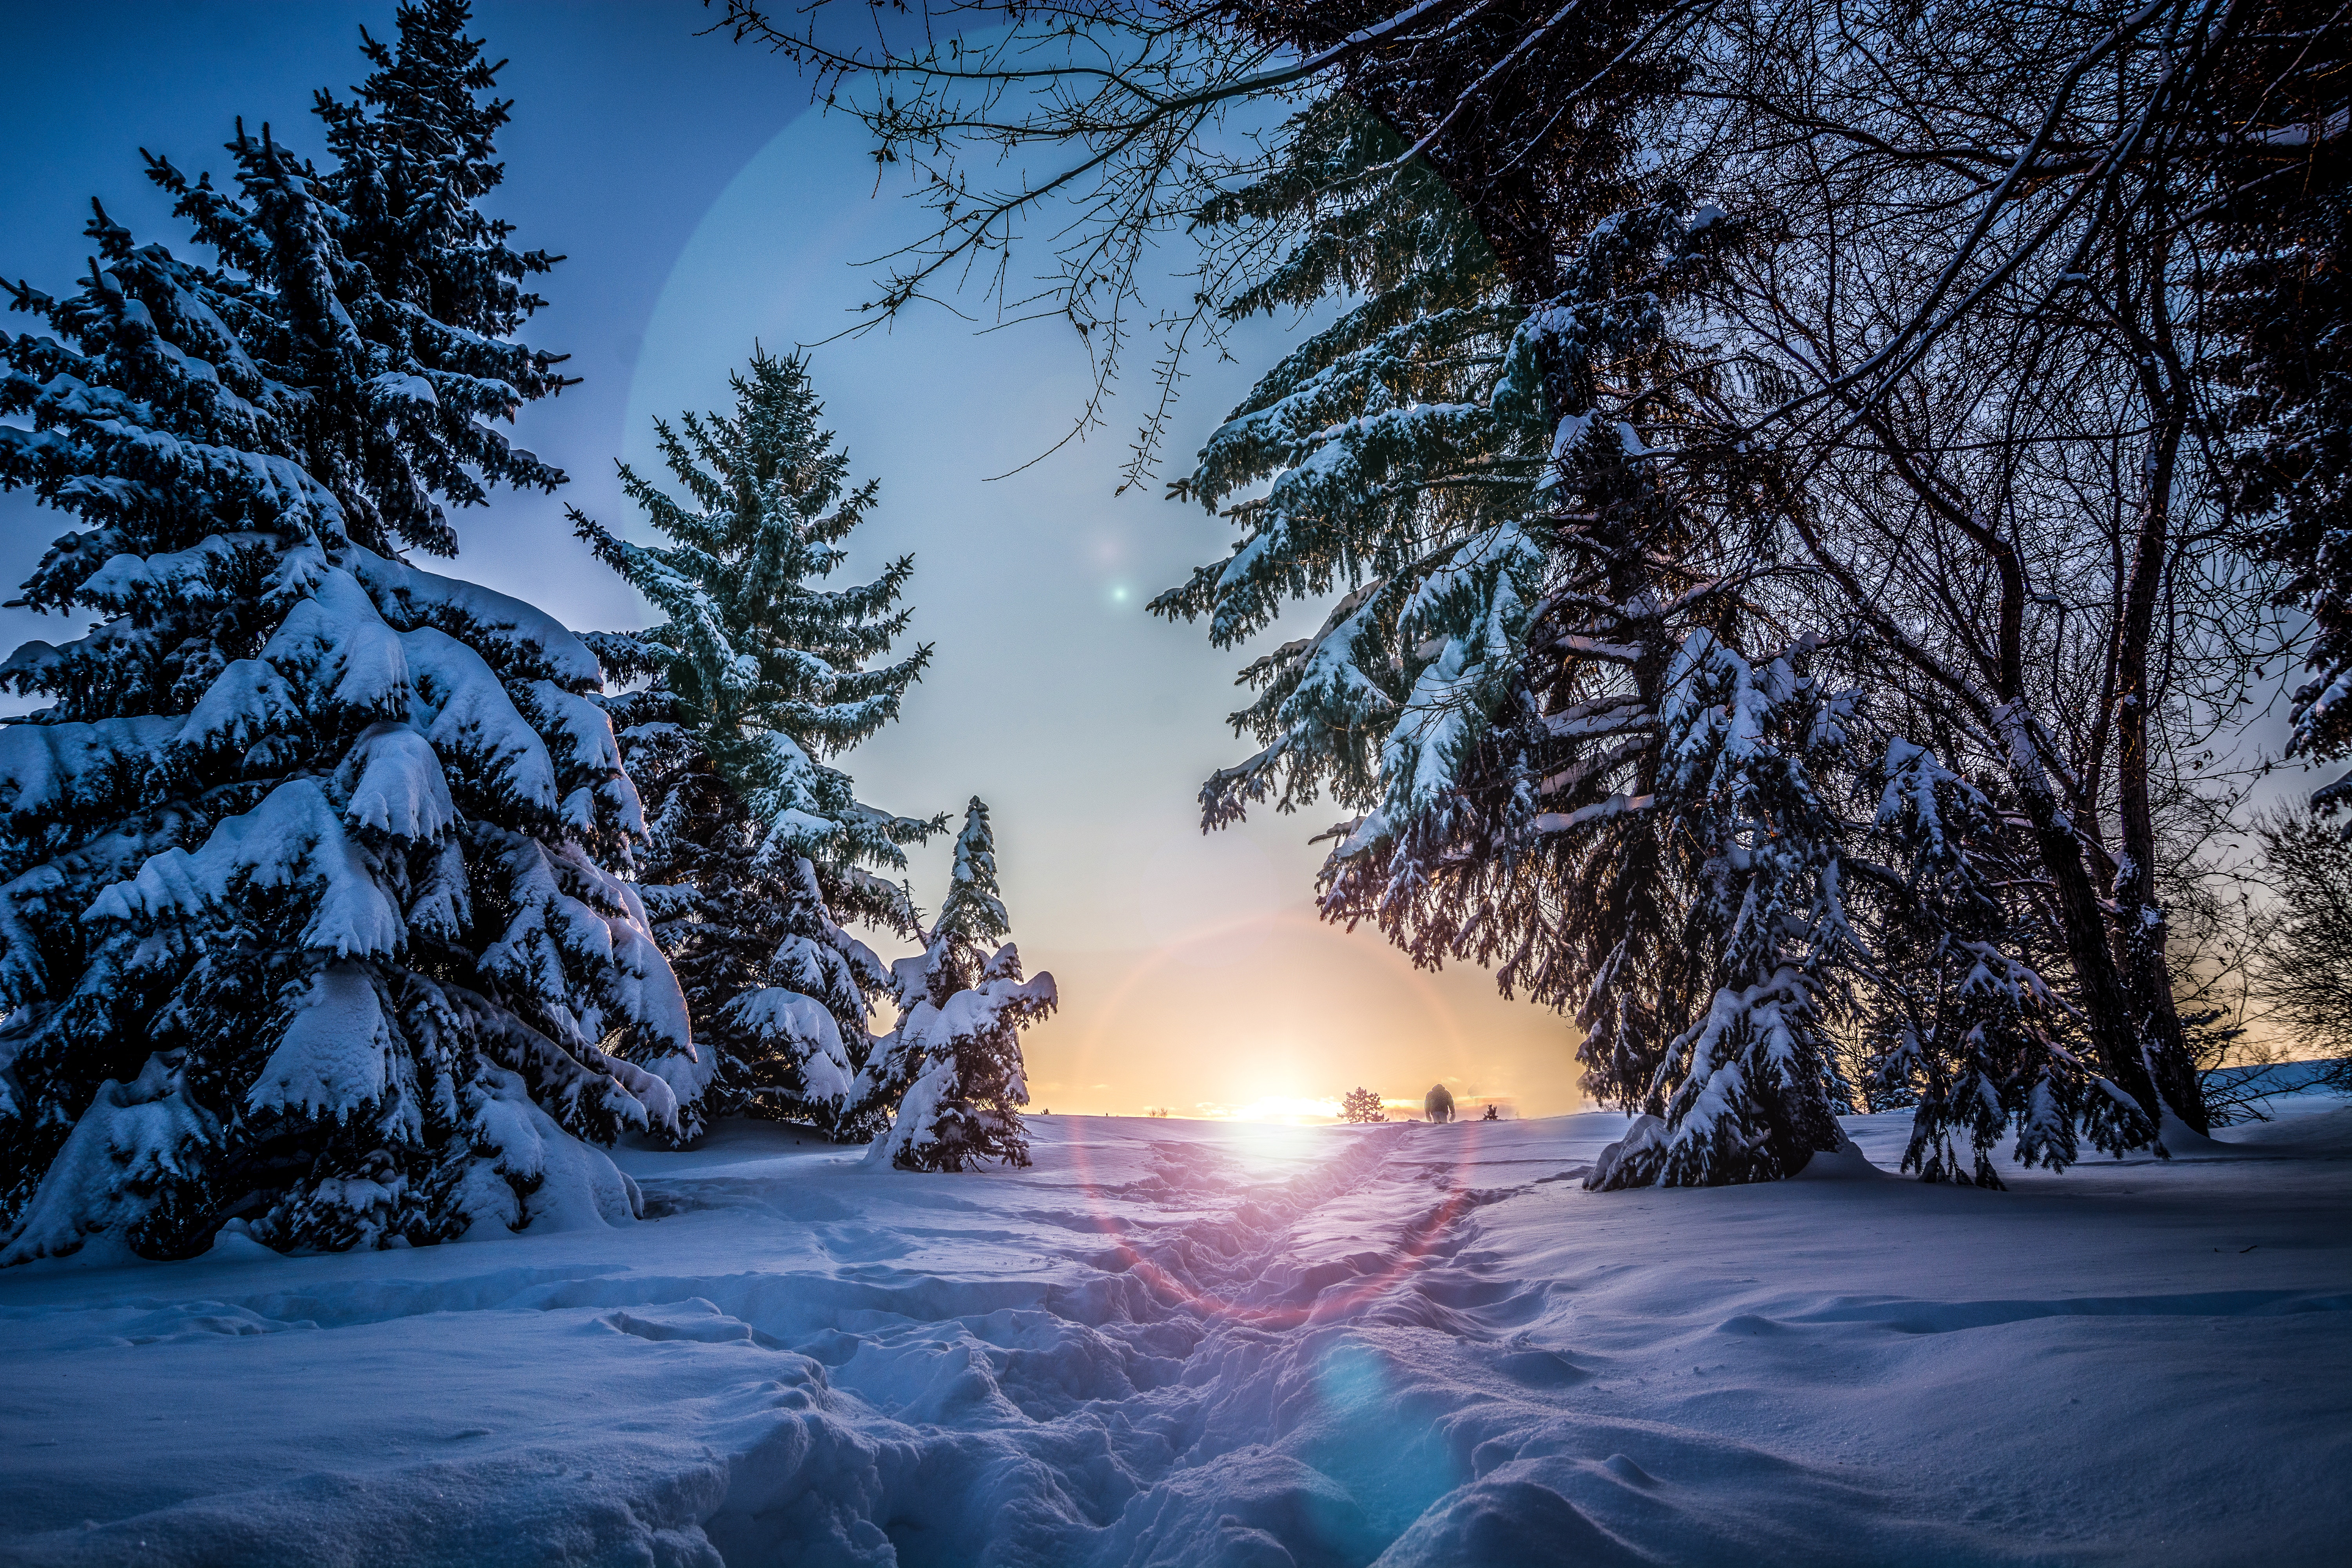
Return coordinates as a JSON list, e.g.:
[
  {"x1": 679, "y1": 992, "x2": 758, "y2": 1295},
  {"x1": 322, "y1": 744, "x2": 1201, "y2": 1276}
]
[{"x1": 2, "y1": 1097, "x2": 2347, "y2": 1566}]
